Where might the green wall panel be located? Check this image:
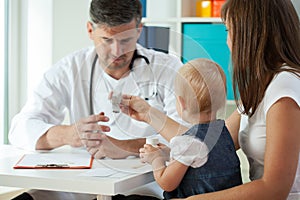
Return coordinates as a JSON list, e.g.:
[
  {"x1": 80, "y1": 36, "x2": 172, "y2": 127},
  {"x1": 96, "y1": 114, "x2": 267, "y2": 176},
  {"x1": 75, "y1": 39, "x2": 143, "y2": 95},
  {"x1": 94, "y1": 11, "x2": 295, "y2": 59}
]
[{"x1": 182, "y1": 23, "x2": 234, "y2": 100}]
